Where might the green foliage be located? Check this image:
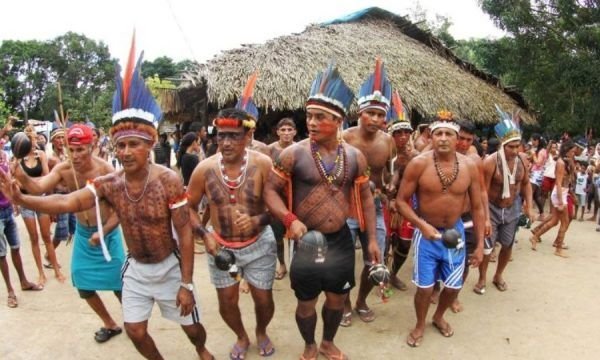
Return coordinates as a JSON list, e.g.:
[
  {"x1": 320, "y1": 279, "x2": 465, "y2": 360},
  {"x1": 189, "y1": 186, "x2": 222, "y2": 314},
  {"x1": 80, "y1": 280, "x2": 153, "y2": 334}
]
[
  {"x1": 142, "y1": 56, "x2": 198, "y2": 79},
  {"x1": 0, "y1": 89, "x2": 11, "y2": 119},
  {"x1": 145, "y1": 75, "x2": 176, "y2": 98}
]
